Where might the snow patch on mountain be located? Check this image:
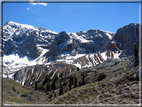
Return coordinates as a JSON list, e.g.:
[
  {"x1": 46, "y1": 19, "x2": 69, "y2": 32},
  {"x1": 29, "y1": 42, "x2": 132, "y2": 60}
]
[
  {"x1": 106, "y1": 32, "x2": 113, "y2": 39},
  {"x1": 3, "y1": 48, "x2": 49, "y2": 78},
  {"x1": 33, "y1": 47, "x2": 49, "y2": 65},
  {"x1": 56, "y1": 54, "x2": 86, "y2": 64},
  {"x1": 100, "y1": 51, "x2": 108, "y2": 60},
  {"x1": 3, "y1": 54, "x2": 30, "y2": 78},
  {"x1": 74, "y1": 62, "x2": 82, "y2": 69},
  {"x1": 71, "y1": 33, "x2": 94, "y2": 43},
  {"x1": 113, "y1": 50, "x2": 122, "y2": 59}
]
